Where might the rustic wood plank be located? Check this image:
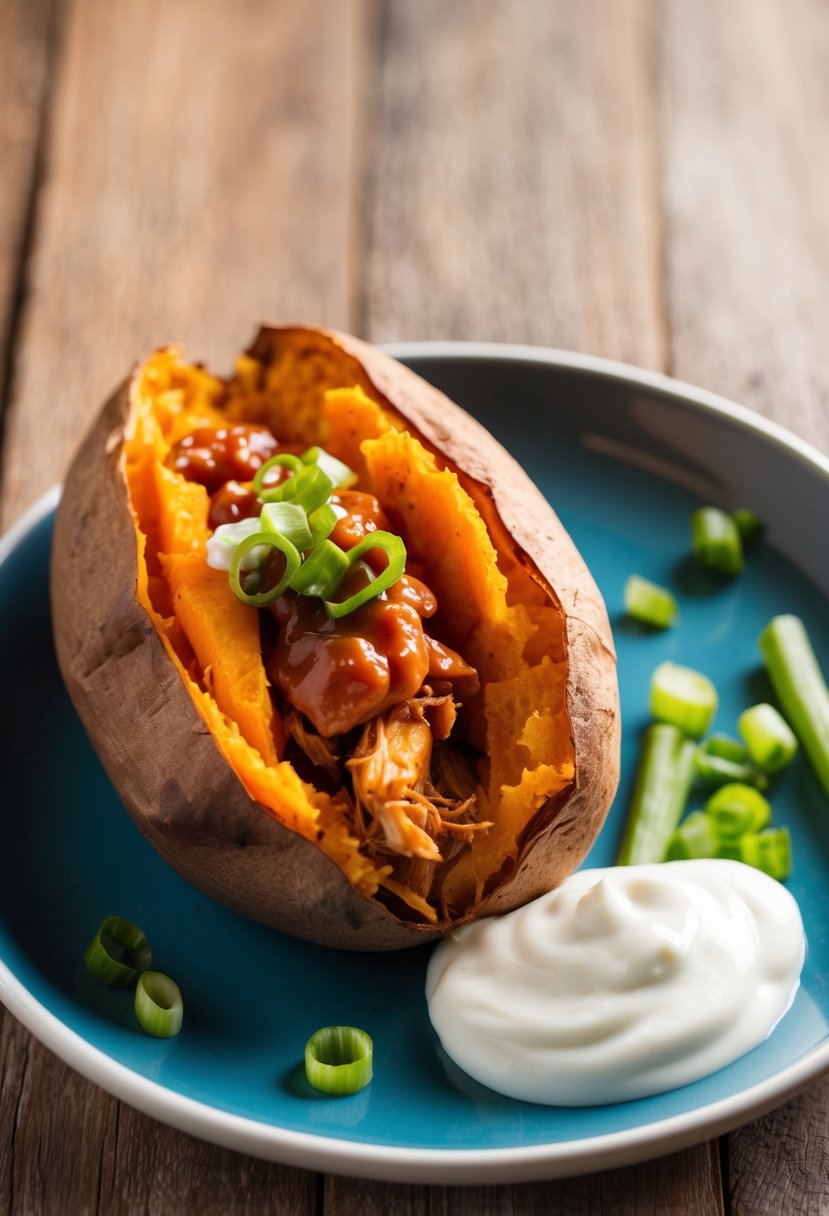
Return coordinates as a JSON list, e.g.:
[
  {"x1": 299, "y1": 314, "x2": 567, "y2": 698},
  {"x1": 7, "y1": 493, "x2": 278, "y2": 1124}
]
[
  {"x1": 727, "y1": 1077, "x2": 829, "y2": 1215},
  {"x1": 0, "y1": 0, "x2": 53, "y2": 403},
  {"x1": 1, "y1": 996, "x2": 317, "y2": 1216},
  {"x1": 0, "y1": 0, "x2": 365, "y2": 1208},
  {"x1": 662, "y1": 0, "x2": 829, "y2": 1210},
  {"x1": 326, "y1": 1141, "x2": 725, "y2": 1215},
  {"x1": 663, "y1": 0, "x2": 829, "y2": 450},
  {"x1": 0, "y1": 0, "x2": 369, "y2": 530},
  {"x1": 100, "y1": 1105, "x2": 317, "y2": 1216},
  {"x1": 365, "y1": 0, "x2": 667, "y2": 370},
  {"x1": 0, "y1": 1008, "x2": 117, "y2": 1216}
]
